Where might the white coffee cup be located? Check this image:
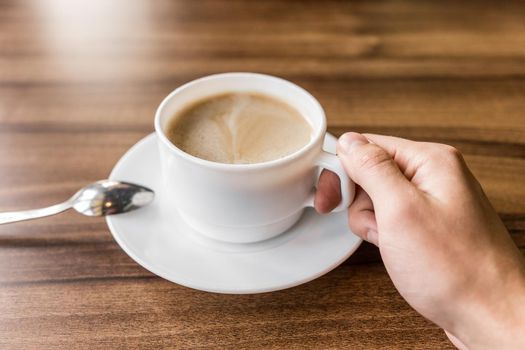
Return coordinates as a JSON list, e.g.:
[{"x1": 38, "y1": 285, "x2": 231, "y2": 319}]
[{"x1": 155, "y1": 73, "x2": 355, "y2": 243}]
